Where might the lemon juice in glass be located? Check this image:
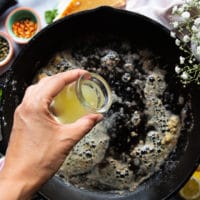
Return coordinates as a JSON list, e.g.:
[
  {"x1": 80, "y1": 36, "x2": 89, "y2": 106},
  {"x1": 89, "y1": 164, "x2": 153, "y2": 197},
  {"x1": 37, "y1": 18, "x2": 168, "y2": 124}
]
[{"x1": 51, "y1": 72, "x2": 112, "y2": 123}]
